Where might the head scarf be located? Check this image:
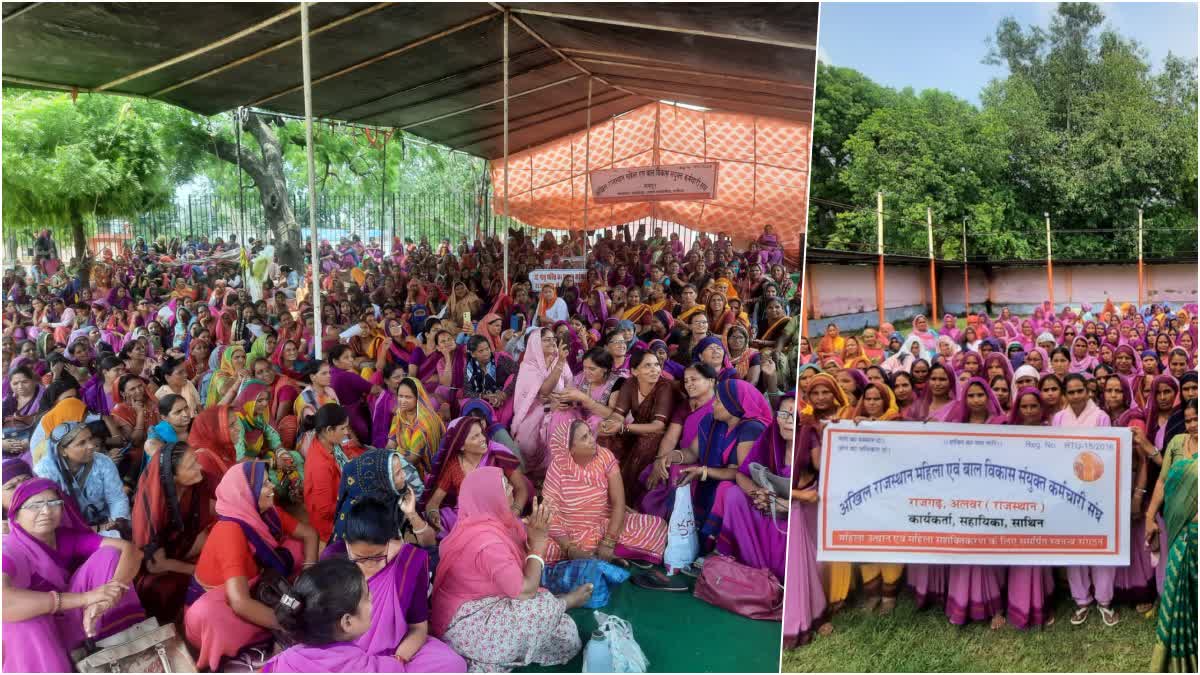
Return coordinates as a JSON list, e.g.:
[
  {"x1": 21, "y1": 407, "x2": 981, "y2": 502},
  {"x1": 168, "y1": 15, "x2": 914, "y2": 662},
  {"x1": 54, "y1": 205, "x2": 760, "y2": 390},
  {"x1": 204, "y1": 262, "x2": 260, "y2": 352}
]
[
  {"x1": 329, "y1": 449, "x2": 424, "y2": 544},
  {"x1": 3, "y1": 478, "x2": 94, "y2": 590},
  {"x1": 1068, "y1": 336, "x2": 1098, "y2": 373},
  {"x1": 511, "y1": 328, "x2": 572, "y2": 425},
  {"x1": 911, "y1": 361, "x2": 958, "y2": 421},
  {"x1": 187, "y1": 405, "x2": 238, "y2": 478},
  {"x1": 800, "y1": 372, "x2": 851, "y2": 417},
  {"x1": 1007, "y1": 386, "x2": 1049, "y2": 426},
  {"x1": 132, "y1": 442, "x2": 214, "y2": 558},
  {"x1": 2, "y1": 458, "x2": 31, "y2": 484},
  {"x1": 1146, "y1": 374, "x2": 1181, "y2": 448},
  {"x1": 943, "y1": 376, "x2": 1004, "y2": 423},
  {"x1": 852, "y1": 383, "x2": 900, "y2": 421},
  {"x1": 215, "y1": 462, "x2": 290, "y2": 576},
  {"x1": 430, "y1": 466, "x2": 527, "y2": 636},
  {"x1": 475, "y1": 313, "x2": 506, "y2": 354},
  {"x1": 388, "y1": 377, "x2": 446, "y2": 476}
]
